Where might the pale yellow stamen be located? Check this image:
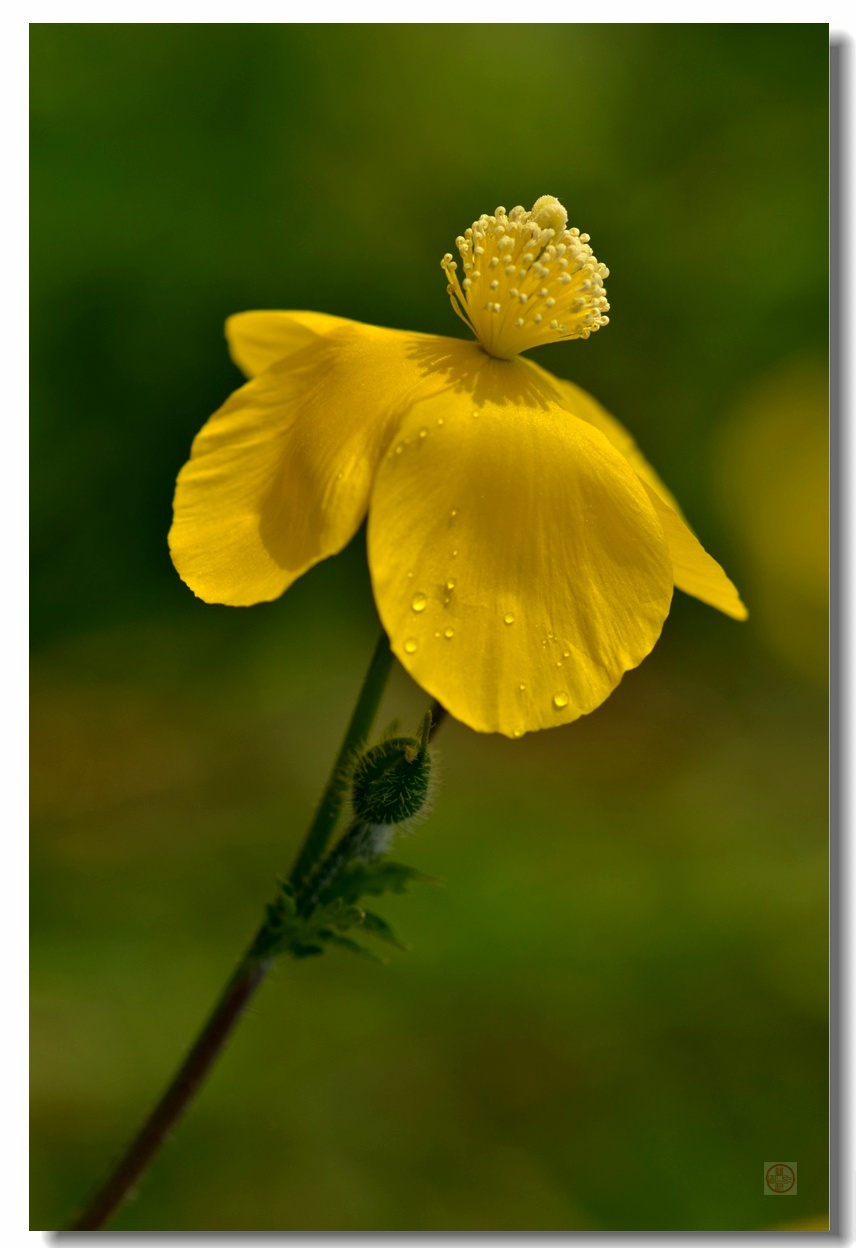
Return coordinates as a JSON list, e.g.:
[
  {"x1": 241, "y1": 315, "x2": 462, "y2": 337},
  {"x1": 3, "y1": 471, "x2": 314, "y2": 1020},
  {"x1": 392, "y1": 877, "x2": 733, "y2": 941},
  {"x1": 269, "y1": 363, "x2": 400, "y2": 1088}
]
[{"x1": 440, "y1": 196, "x2": 610, "y2": 360}]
